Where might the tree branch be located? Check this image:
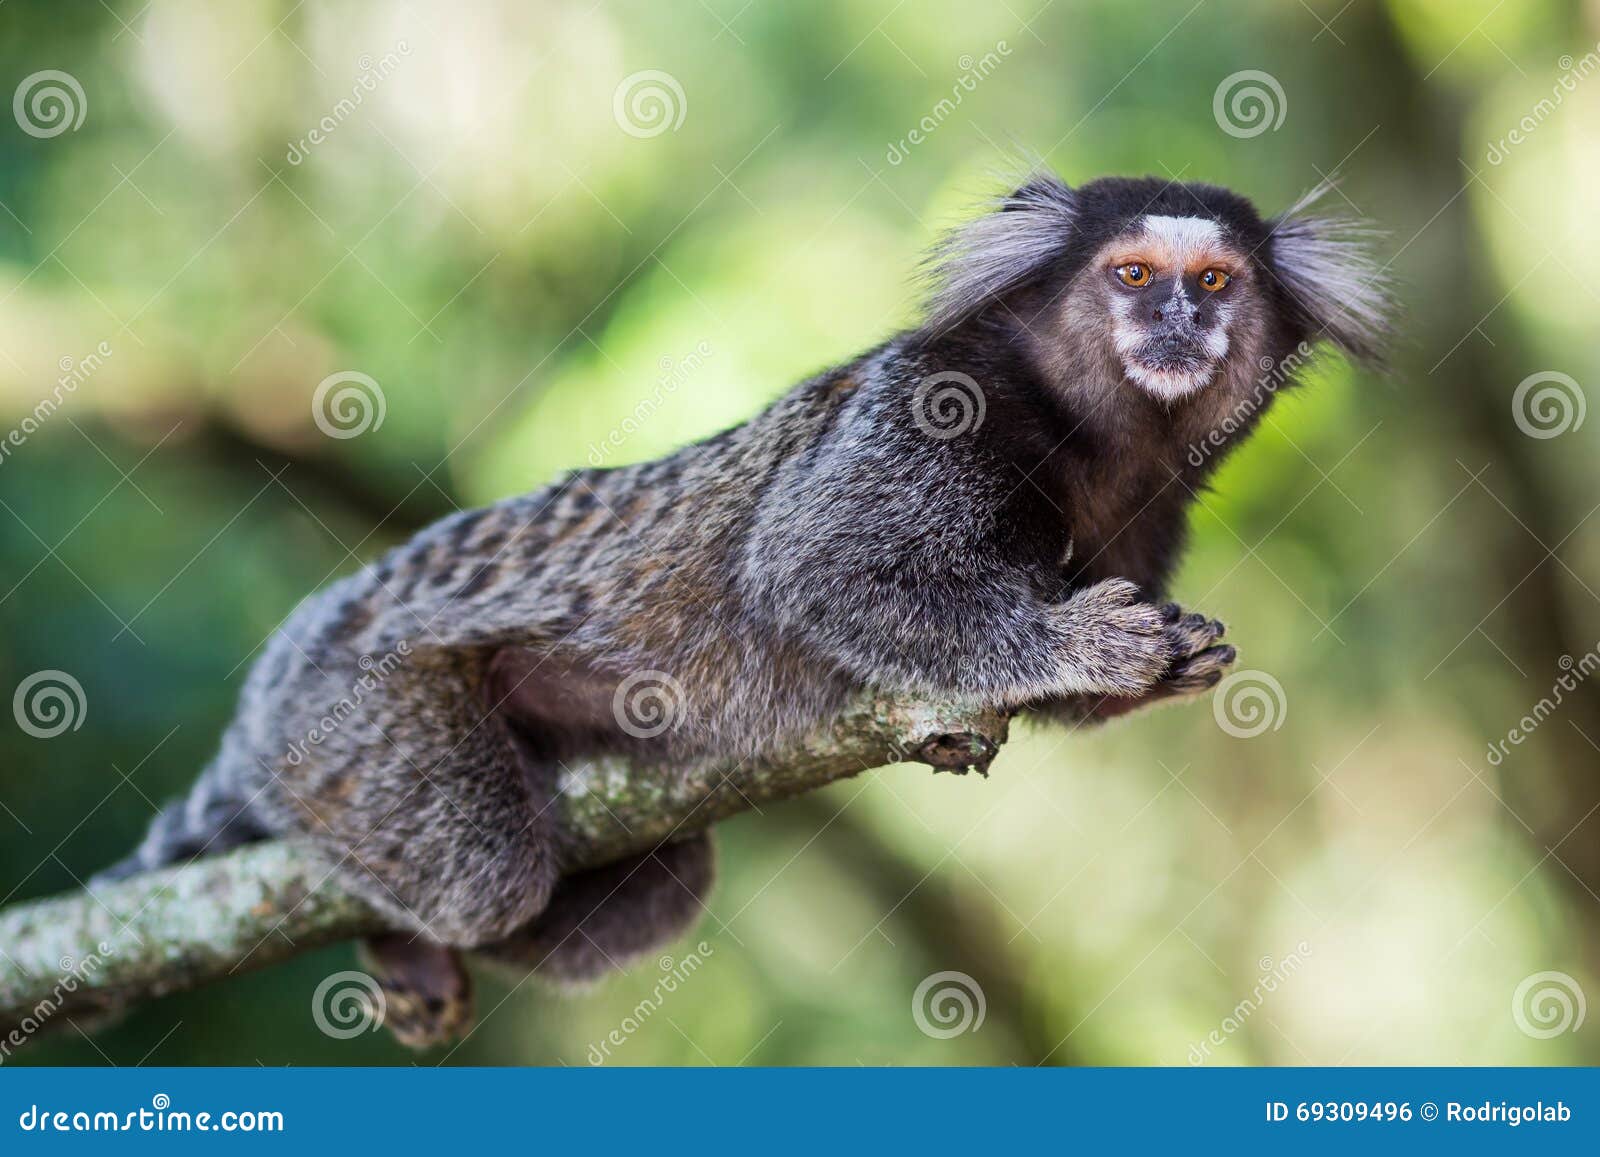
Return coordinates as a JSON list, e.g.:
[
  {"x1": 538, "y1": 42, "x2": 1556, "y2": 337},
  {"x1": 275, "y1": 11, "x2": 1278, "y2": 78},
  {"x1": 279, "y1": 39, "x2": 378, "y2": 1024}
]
[{"x1": 0, "y1": 695, "x2": 1008, "y2": 1041}]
